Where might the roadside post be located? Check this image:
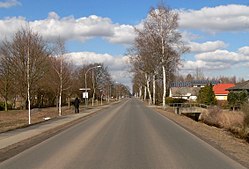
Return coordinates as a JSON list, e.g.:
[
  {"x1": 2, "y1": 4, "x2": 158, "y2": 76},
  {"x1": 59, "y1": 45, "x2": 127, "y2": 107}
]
[{"x1": 80, "y1": 88, "x2": 91, "y2": 108}]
